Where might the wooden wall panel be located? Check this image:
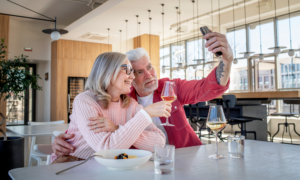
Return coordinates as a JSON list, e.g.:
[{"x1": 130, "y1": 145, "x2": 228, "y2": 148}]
[
  {"x1": 51, "y1": 40, "x2": 112, "y2": 122},
  {"x1": 134, "y1": 34, "x2": 160, "y2": 79},
  {"x1": 0, "y1": 15, "x2": 9, "y2": 132}
]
